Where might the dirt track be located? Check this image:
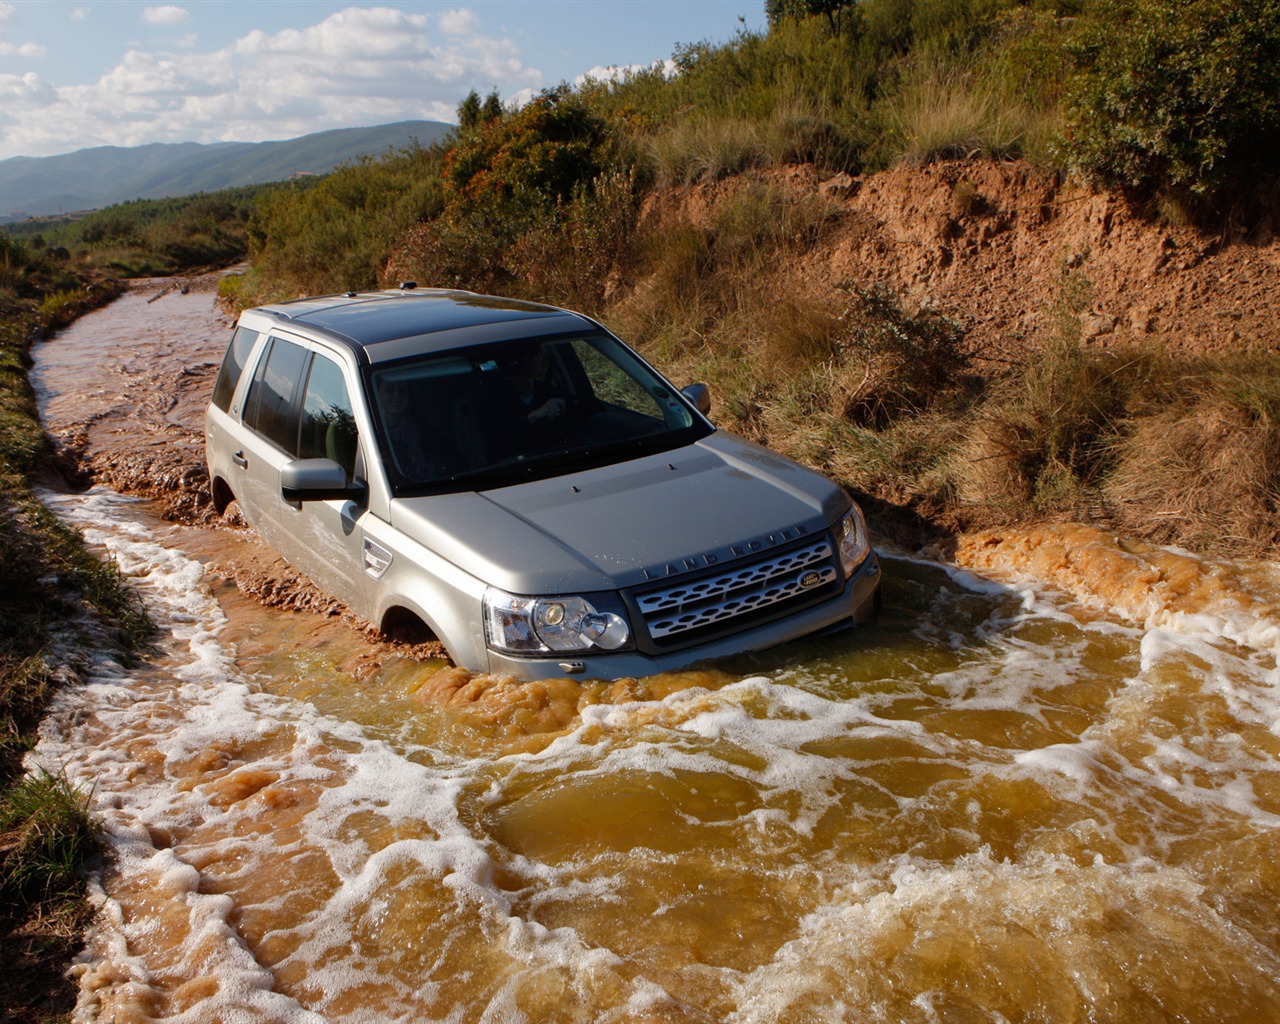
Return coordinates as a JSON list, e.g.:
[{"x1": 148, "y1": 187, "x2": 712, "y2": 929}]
[{"x1": 34, "y1": 276, "x2": 390, "y2": 627}]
